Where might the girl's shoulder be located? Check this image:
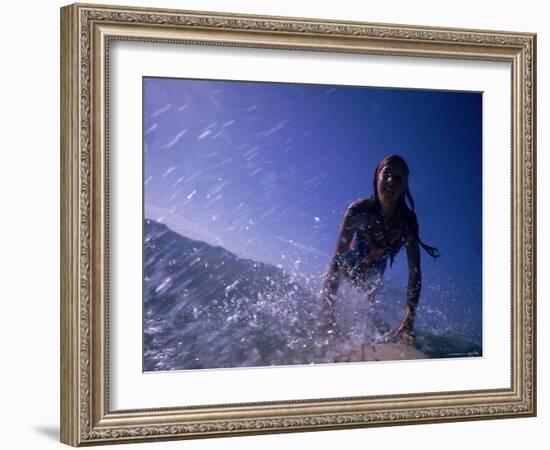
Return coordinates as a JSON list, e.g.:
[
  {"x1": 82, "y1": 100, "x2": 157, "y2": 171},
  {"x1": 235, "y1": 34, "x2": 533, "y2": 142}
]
[
  {"x1": 402, "y1": 206, "x2": 417, "y2": 222},
  {"x1": 400, "y1": 207, "x2": 419, "y2": 236},
  {"x1": 346, "y1": 197, "x2": 377, "y2": 217}
]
